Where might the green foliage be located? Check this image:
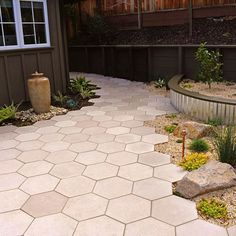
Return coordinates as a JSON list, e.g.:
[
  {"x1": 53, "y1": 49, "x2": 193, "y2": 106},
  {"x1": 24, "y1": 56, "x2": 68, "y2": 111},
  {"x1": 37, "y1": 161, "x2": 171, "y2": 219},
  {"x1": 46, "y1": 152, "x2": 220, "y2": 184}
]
[
  {"x1": 0, "y1": 103, "x2": 18, "y2": 124},
  {"x1": 195, "y1": 43, "x2": 223, "y2": 89},
  {"x1": 69, "y1": 76, "x2": 96, "y2": 99},
  {"x1": 164, "y1": 124, "x2": 177, "y2": 133},
  {"x1": 182, "y1": 83, "x2": 193, "y2": 89},
  {"x1": 207, "y1": 118, "x2": 222, "y2": 127},
  {"x1": 189, "y1": 139, "x2": 209, "y2": 153},
  {"x1": 214, "y1": 126, "x2": 236, "y2": 167},
  {"x1": 179, "y1": 153, "x2": 208, "y2": 171},
  {"x1": 176, "y1": 139, "x2": 183, "y2": 143},
  {"x1": 53, "y1": 91, "x2": 69, "y2": 107},
  {"x1": 154, "y1": 77, "x2": 166, "y2": 88},
  {"x1": 197, "y1": 199, "x2": 228, "y2": 219}
]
